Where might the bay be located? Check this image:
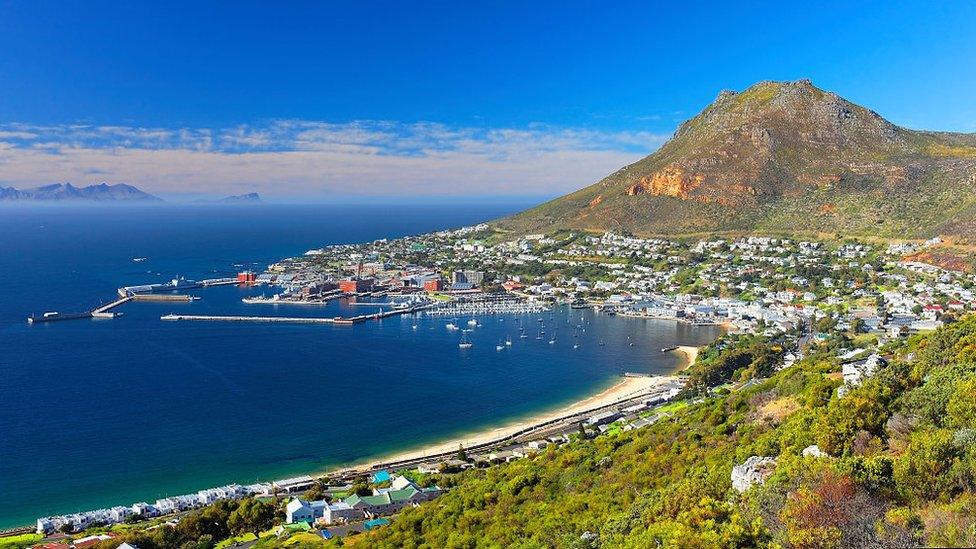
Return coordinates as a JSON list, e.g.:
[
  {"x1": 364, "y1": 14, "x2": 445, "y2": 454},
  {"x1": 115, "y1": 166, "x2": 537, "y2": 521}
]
[{"x1": 0, "y1": 204, "x2": 721, "y2": 528}]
